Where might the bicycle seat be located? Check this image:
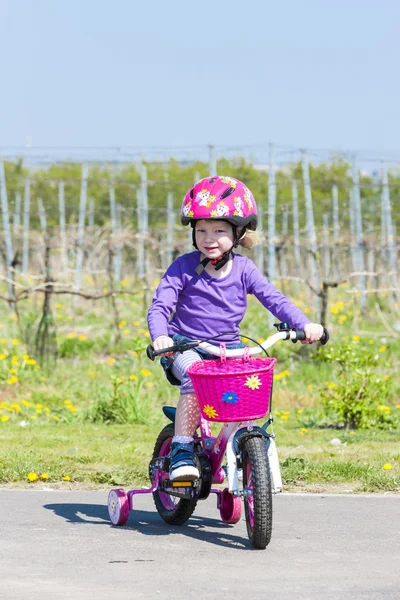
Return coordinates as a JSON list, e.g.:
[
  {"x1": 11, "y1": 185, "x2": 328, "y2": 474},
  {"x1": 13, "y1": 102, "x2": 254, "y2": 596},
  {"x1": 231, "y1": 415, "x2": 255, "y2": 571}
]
[{"x1": 162, "y1": 406, "x2": 176, "y2": 423}]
